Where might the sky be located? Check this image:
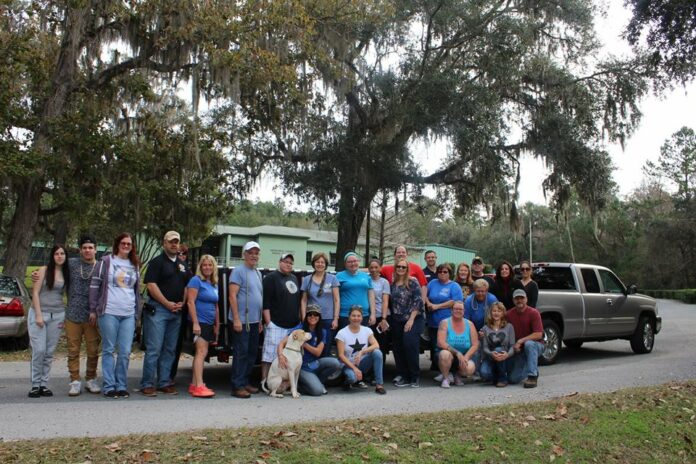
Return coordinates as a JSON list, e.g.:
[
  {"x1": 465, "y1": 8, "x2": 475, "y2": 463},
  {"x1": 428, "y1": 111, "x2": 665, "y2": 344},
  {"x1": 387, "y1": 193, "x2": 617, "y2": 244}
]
[{"x1": 251, "y1": 0, "x2": 696, "y2": 208}]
